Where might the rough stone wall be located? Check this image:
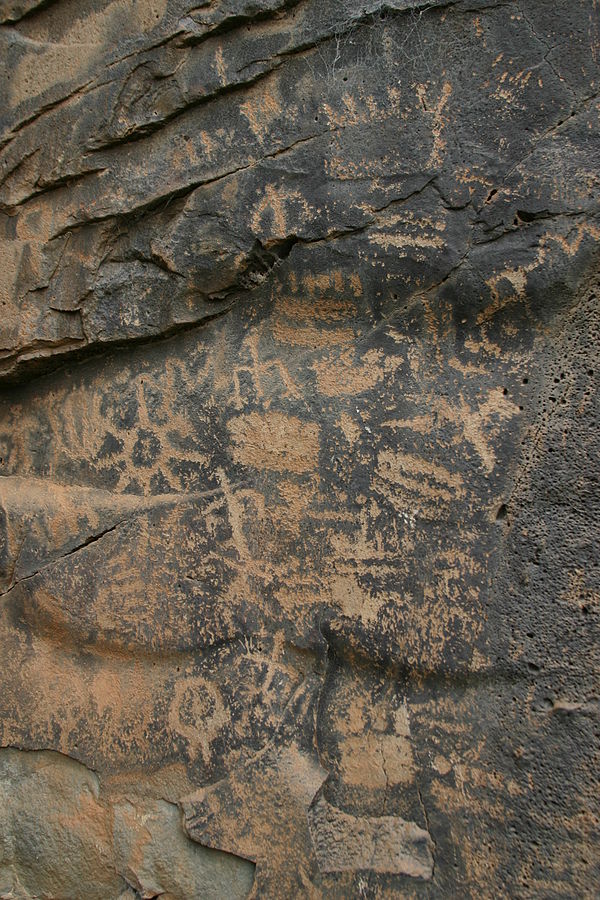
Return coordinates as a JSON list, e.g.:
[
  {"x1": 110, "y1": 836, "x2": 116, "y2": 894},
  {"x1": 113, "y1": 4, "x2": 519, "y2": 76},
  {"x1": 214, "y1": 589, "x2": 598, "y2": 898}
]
[{"x1": 0, "y1": 1, "x2": 598, "y2": 897}]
